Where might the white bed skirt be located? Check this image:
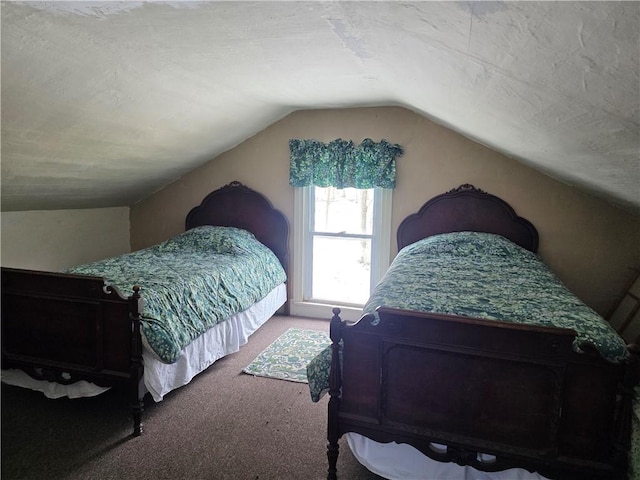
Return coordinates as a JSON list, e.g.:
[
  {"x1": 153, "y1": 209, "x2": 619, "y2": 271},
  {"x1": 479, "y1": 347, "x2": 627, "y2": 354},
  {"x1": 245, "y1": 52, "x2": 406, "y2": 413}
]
[
  {"x1": 144, "y1": 283, "x2": 286, "y2": 401},
  {"x1": 2, "y1": 283, "x2": 287, "y2": 402},
  {"x1": 346, "y1": 433, "x2": 551, "y2": 480}
]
